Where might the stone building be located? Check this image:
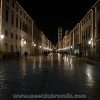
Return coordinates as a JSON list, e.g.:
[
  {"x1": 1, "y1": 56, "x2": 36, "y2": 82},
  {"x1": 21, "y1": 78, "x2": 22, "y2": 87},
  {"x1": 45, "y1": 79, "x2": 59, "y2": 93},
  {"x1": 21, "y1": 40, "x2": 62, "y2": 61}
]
[
  {"x1": 57, "y1": 0, "x2": 100, "y2": 58},
  {"x1": 0, "y1": 0, "x2": 53, "y2": 58},
  {"x1": 0, "y1": 0, "x2": 33, "y2": 56}
]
